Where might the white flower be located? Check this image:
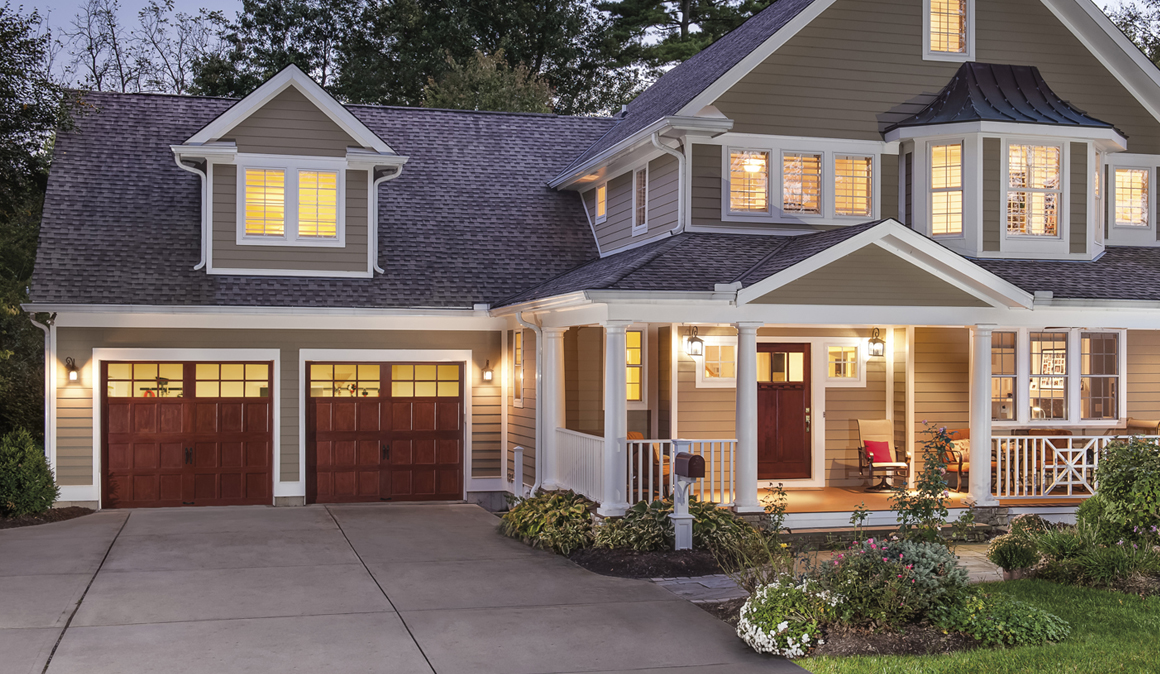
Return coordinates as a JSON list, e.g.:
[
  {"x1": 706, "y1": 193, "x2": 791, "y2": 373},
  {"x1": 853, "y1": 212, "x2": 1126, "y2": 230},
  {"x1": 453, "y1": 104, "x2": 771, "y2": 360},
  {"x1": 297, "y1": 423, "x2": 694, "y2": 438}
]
[{"x1": 777, "y1": 621, "x2": 789, "y2": 632}]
